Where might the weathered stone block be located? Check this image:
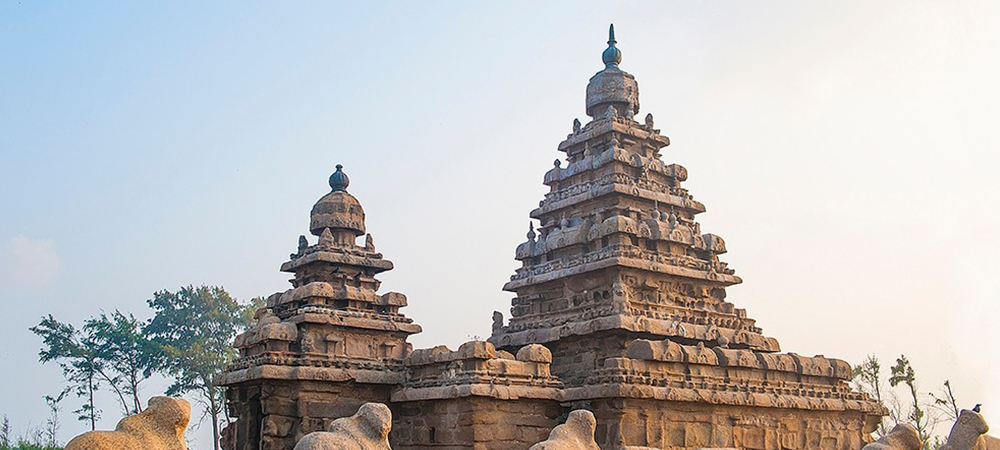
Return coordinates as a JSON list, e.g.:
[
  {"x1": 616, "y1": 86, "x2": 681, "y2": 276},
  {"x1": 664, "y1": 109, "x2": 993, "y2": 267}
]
[
  {"x1": 685, "y1": 422, "x2": 713, "y2": 448},
  {"x1": 516, "y1": 344, "x2": 553, "y2": 363},
  {"x1": 262, "y1": 415, "x2": 295, "y2": 437}
]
